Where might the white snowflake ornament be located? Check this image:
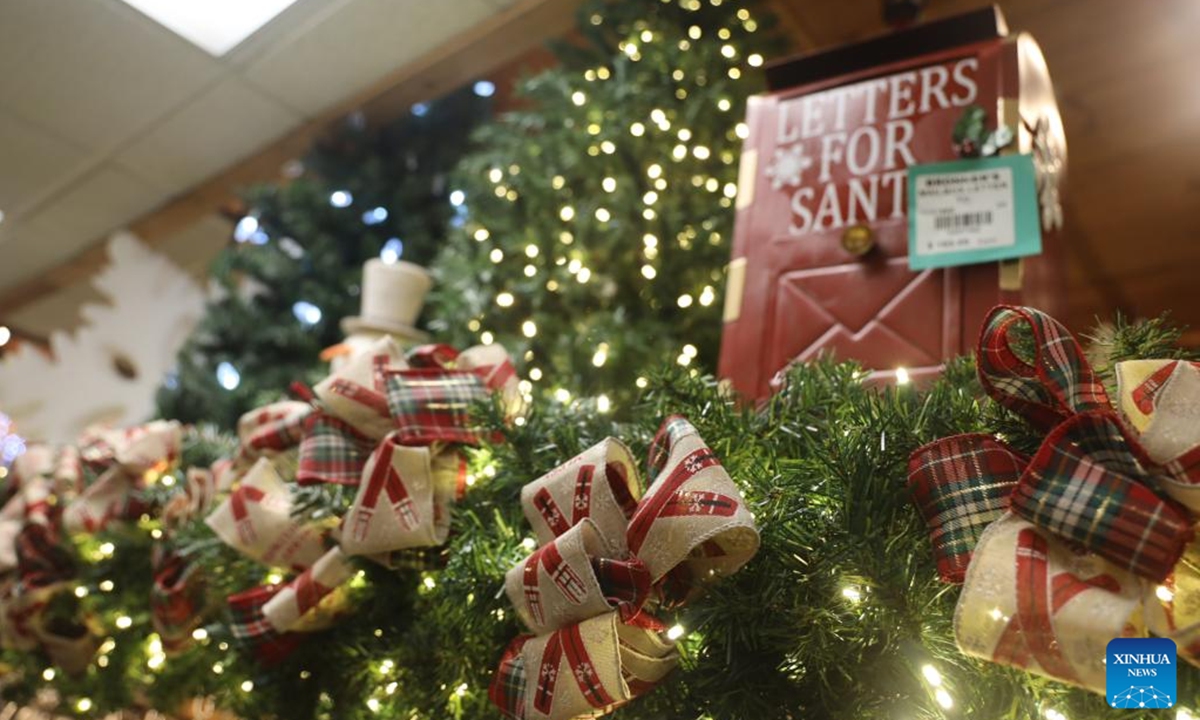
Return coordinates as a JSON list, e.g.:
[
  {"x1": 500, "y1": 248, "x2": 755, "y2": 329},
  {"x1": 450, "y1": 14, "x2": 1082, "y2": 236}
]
[{"x1": 0, "y1": 232, "x2": 206, "y2": 443}]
